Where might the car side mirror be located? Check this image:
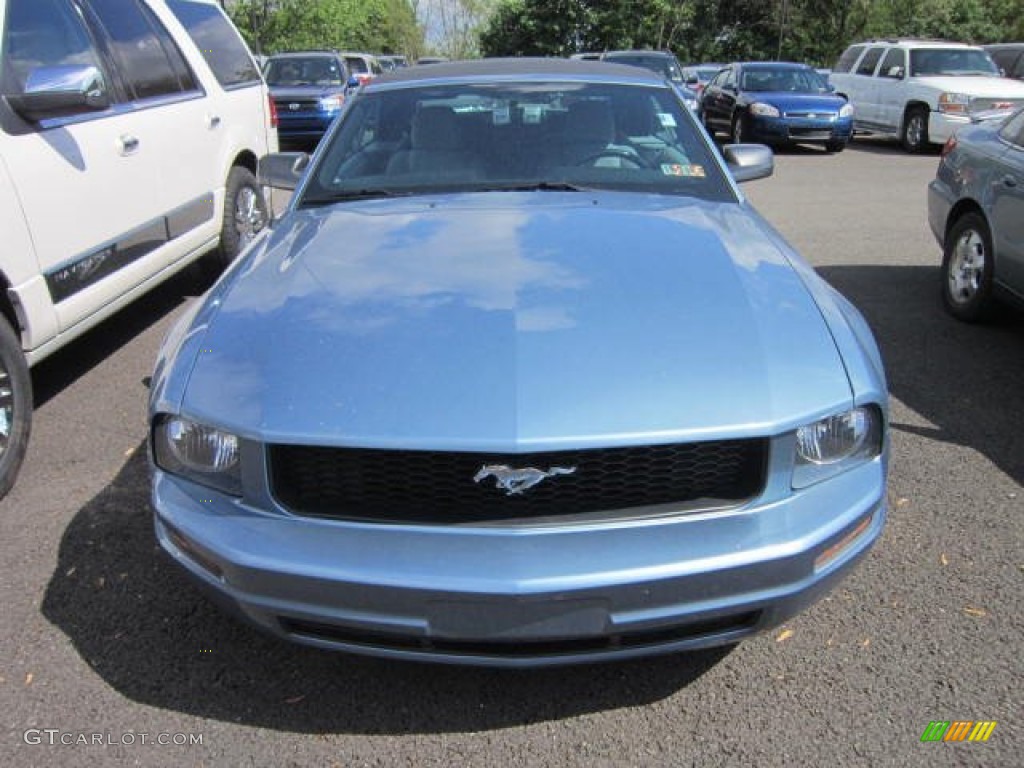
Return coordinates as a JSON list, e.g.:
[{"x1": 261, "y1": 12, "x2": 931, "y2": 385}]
[
  {"x1": 347, "y1": 75, "x2": 361, "y2": 90},
  {"x1": 722, "y1": 143, "x2": 773, "y2": 183},
  {"x1": 258, "y1": 152, "x2": 310, "y2": 191},
  {"x1": 5, "y1": 65, "x2": 109, "y2": 122},
  {"x1": 886, "y1": 66, "x2": 905, "y2": 79}
]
